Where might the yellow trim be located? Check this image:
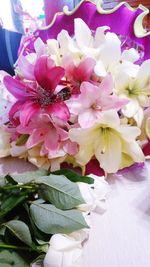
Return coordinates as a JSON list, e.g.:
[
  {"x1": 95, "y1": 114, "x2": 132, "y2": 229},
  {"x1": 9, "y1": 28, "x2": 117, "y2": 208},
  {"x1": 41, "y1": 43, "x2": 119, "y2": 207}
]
[
  {"x1": 39, "y1": 0, "x2": 150, "y2": 38},
  {"x1": 63, "y1": 0, "x2": 97, "y2": 15},
  {"x1": 134, "y1": 5, "x2": 150, "y2": 37}
]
